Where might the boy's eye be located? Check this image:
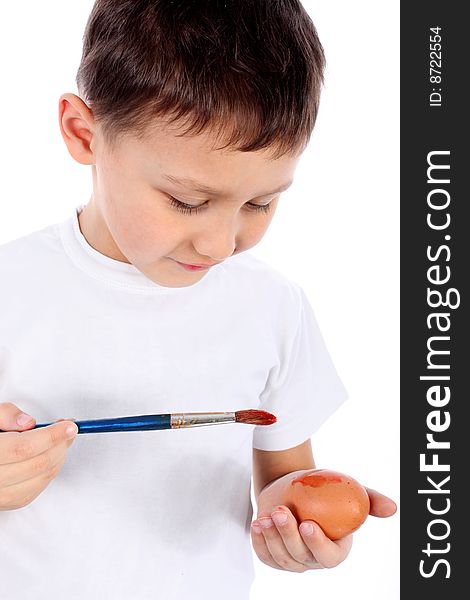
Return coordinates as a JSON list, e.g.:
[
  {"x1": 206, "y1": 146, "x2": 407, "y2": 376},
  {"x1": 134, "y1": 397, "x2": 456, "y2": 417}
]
[{"x1": 168, "y1": 196, "x2": 275, "y2": 215}]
